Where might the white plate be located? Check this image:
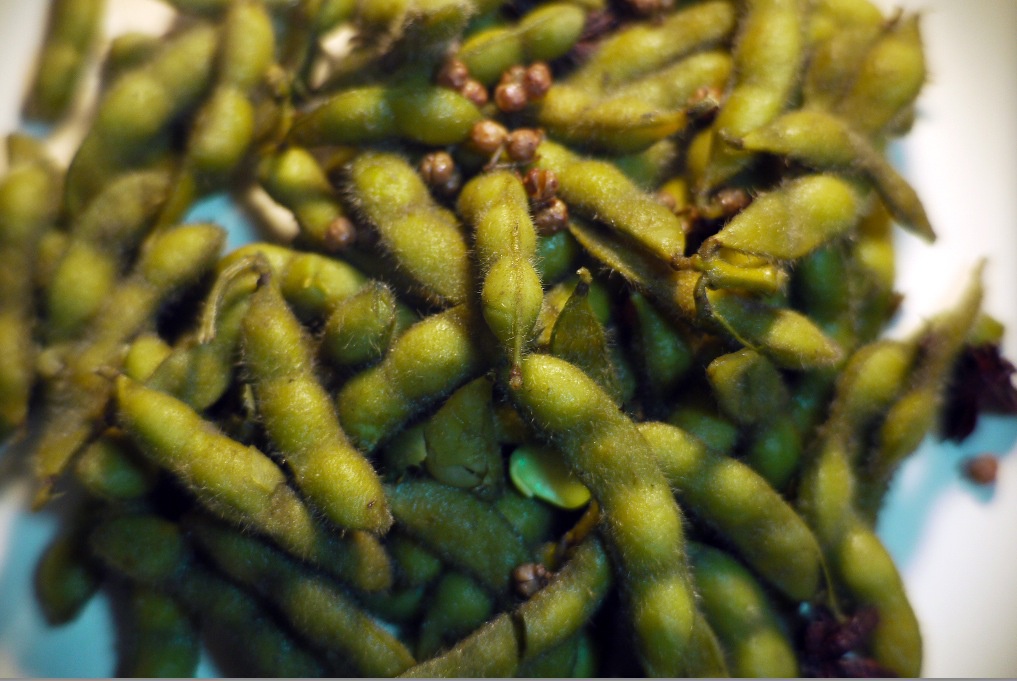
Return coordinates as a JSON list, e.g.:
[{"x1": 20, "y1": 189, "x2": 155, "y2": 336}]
[{"x1": 1, "y1": 0, "x2": 1015, "y2": 676}]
